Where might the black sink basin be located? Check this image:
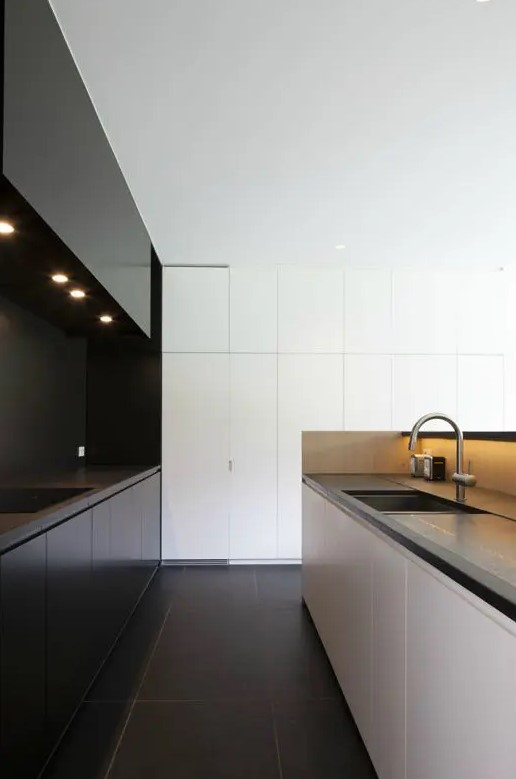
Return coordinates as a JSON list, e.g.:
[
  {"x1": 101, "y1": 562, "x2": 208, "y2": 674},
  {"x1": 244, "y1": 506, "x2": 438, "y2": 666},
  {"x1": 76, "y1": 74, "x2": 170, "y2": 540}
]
[
  {"x1": 0, "y1": 487, "x2": 92, "y2": 513},
  {"x1": 343, "y1": 491, "x2": 484, "y2": 514}
]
